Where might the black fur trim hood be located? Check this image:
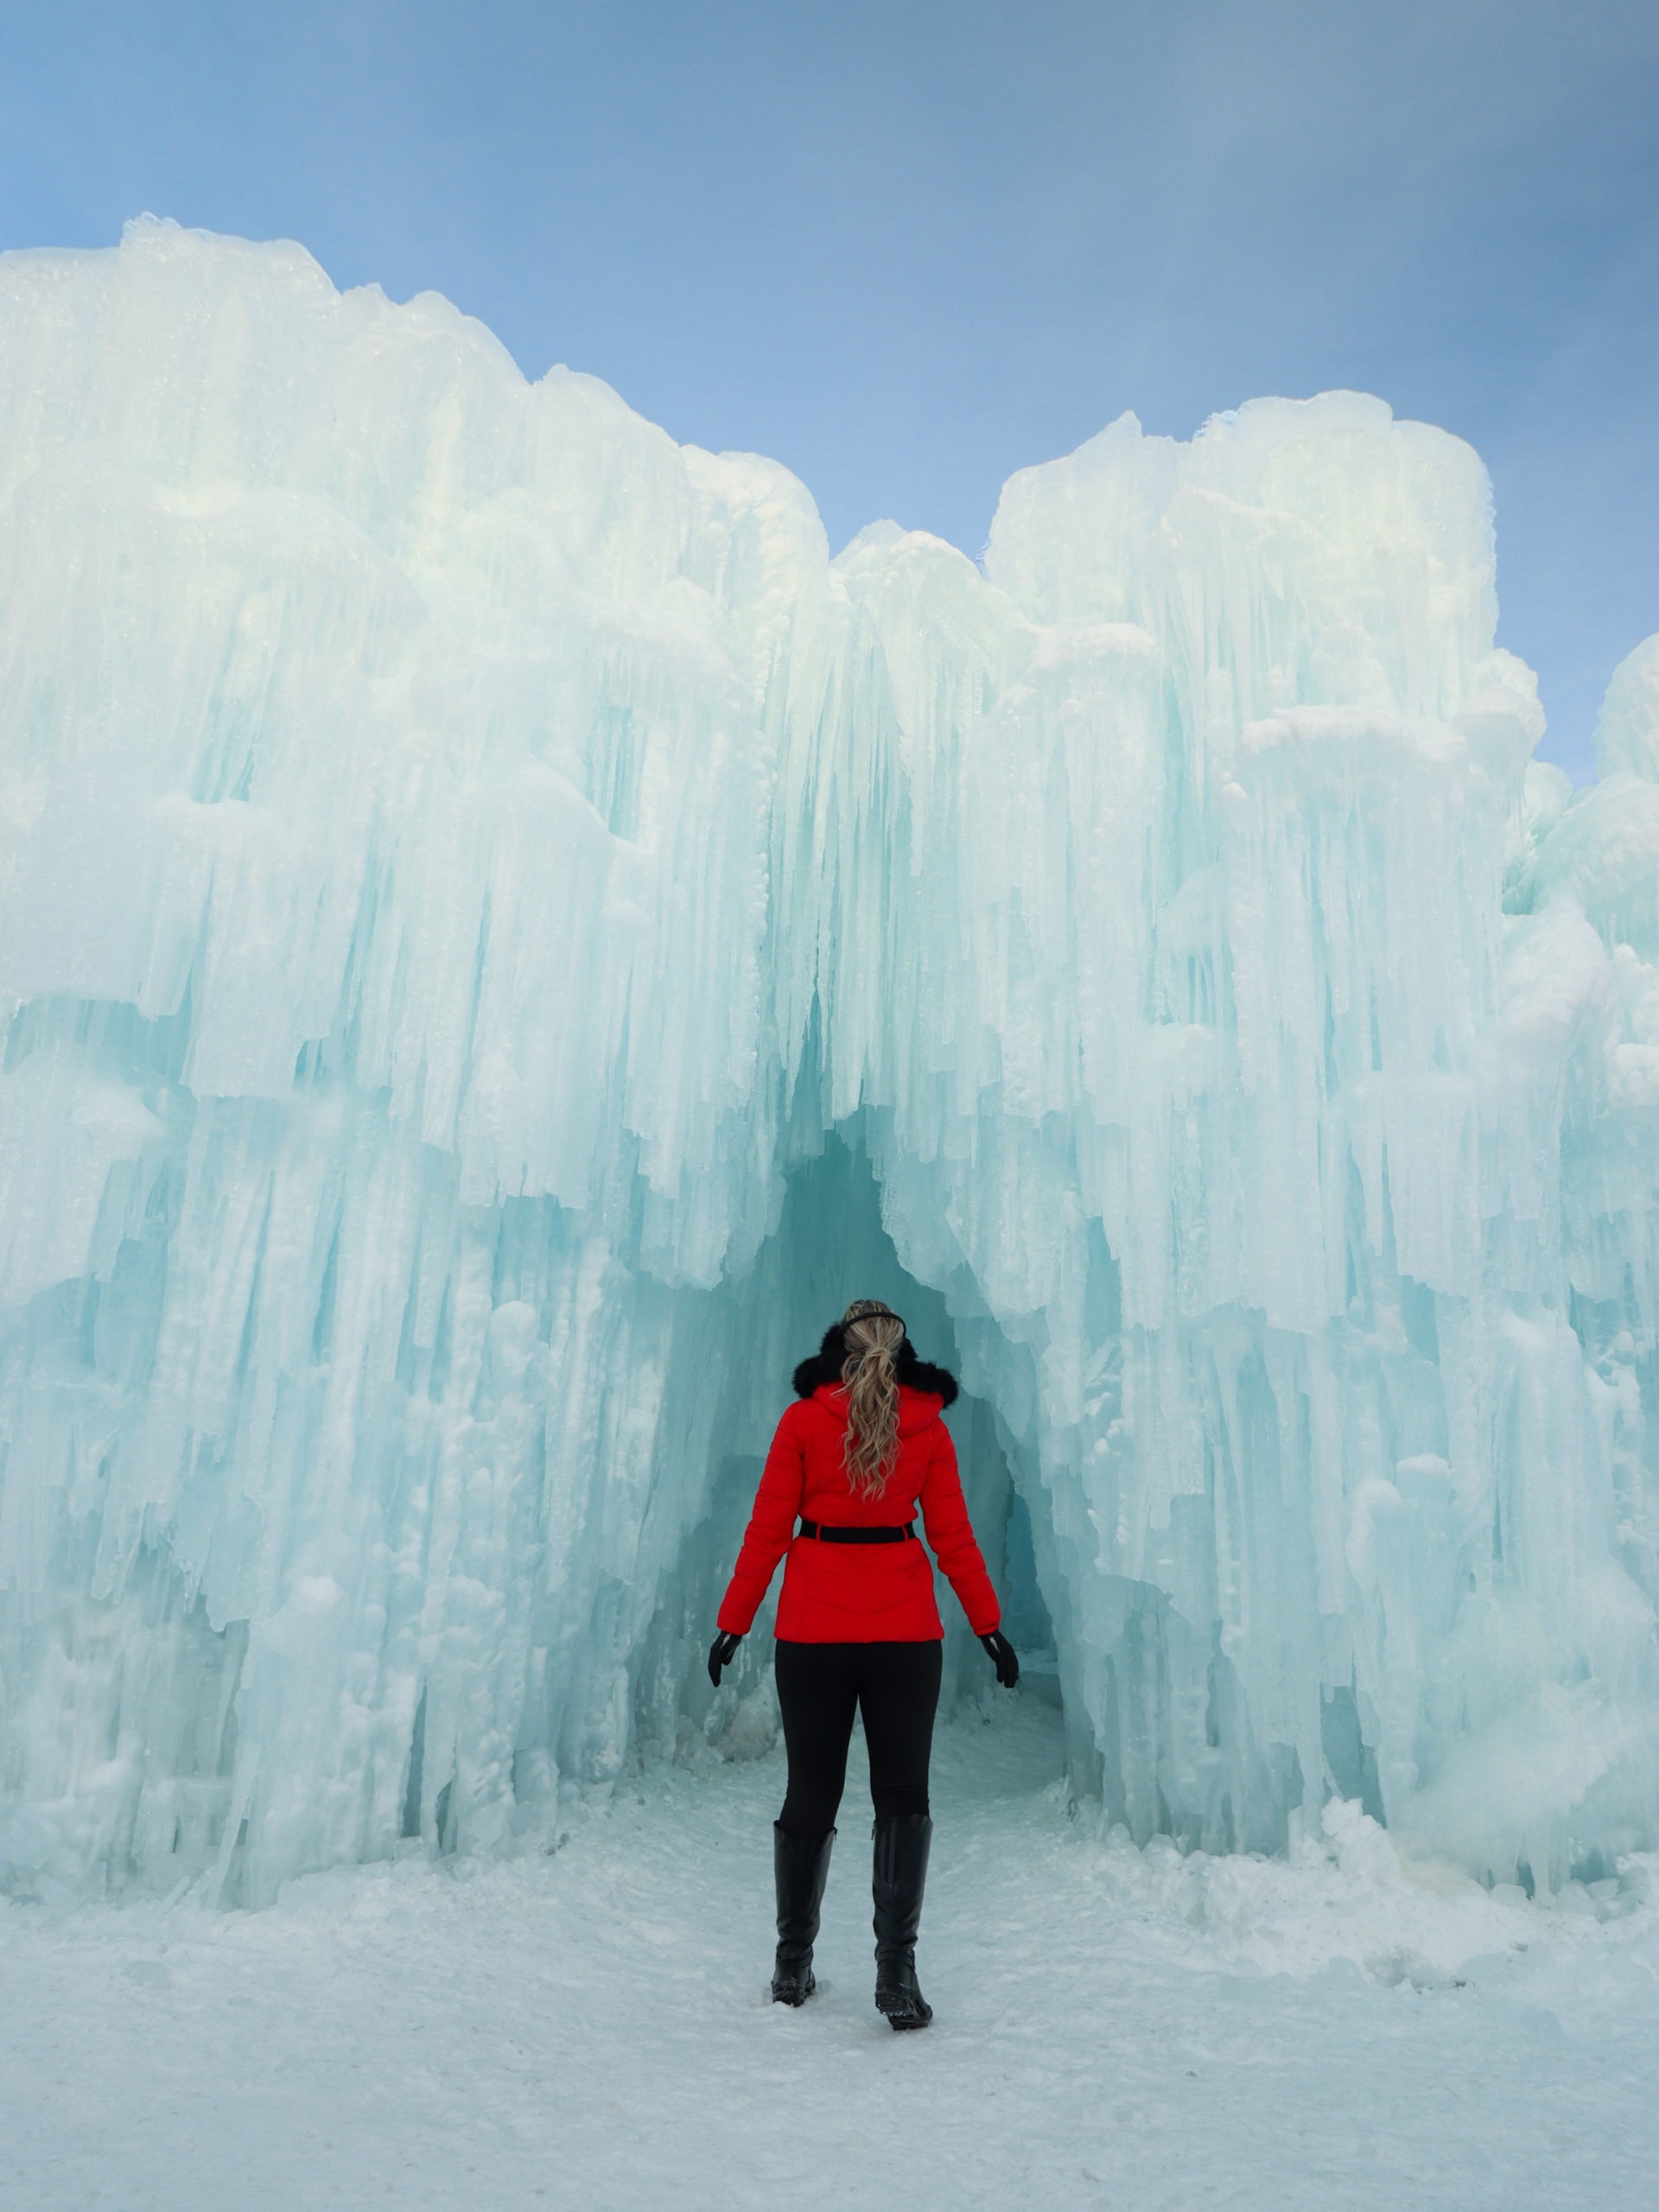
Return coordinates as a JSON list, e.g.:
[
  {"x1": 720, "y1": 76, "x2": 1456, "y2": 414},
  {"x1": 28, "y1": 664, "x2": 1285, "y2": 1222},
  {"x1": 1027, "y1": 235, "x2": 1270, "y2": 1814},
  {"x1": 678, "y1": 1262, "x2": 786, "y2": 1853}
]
[{"x1": 791, "y1": 1322, "x2": 959, "y2": 1408}]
